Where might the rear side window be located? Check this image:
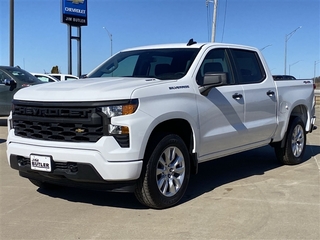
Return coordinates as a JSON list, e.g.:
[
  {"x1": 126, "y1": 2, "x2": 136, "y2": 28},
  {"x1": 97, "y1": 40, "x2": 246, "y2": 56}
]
[{"x1": 230, "y1": 49, "x2": 266, "y2": 84}]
